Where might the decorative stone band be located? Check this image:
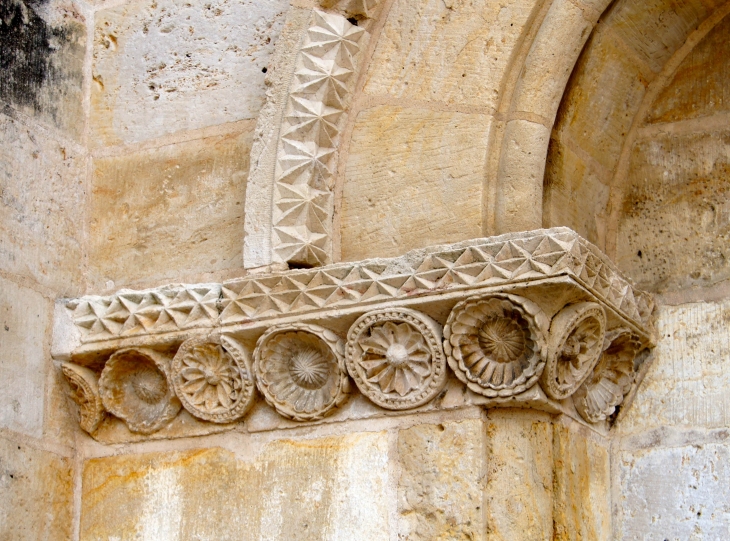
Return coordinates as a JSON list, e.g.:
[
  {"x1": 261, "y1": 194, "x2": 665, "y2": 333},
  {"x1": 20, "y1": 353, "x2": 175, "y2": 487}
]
[{"x1": 56, "y1": 228, "x2": 656, "y2": 443}]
